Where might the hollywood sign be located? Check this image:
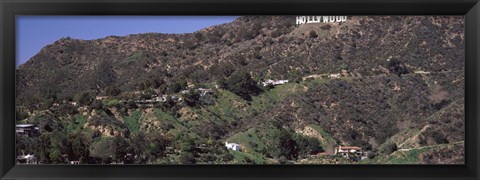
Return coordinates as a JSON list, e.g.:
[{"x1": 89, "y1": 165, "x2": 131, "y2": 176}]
[{"x1": 296, "y1": 16, "x2": 348, "y2": 25}]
